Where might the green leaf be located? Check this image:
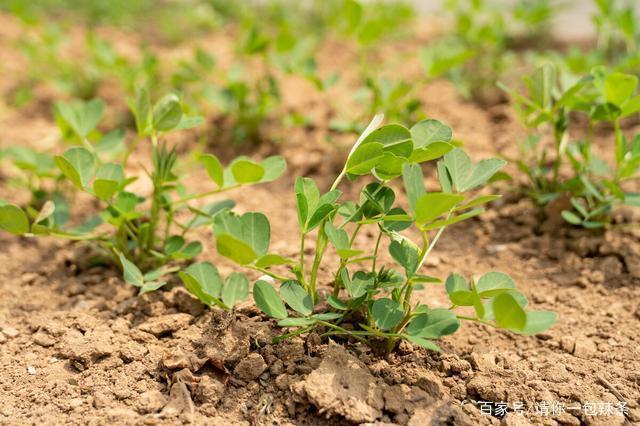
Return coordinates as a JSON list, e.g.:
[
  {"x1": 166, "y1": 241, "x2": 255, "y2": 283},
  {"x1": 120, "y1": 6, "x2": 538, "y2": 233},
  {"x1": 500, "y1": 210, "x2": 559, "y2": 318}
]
[
  {"x1": 520, "y1": 311, "x2": 557, "y2": 335},
  {"x1": 371, "y1": 298, "x2": 404, "y2": 331},
  {"x1": 405, "y1": 309, "x2": 460, "y2": 339},
  {"x1": 152, "y1": 94, "x2": 183, "y2": 131},
  {"x1": 409, "y1": 142, "x2": 453, "y2": 163},
  {"x1": 34, "y1": 201, "x2": 55, "y2": 225},
  {"x1": 455, "y1": 195, "x2": 500, "y2": 211},
  {"x1": 420, "y1": 208, "x2": 484, "y2": 231},
  {"x1": 199, "y1": 154, "x2": 224, "y2": 187},
  {"x1": 165, "y1": 235, "x2": 185, "y2": 255},
  {"x1": 461, "y1": 158, "x2": 507, "y2": 192},
  {"x1": 255, "y1": 254, "x2": 294, "y2": 268},
  {"x1": 55, "y1": 147, "x2": 96, "y2": 189},
  {"x1": 414, "y1": 192, "x2": 464, "y2": 225},
  {"x1": 404, "y1": 335, "x2": 442, "y2": 352},
  {"x1": 180, "y1": 241, "x2": 202, "y2": 258},
  {"x1": 530, "y1": 63, "x2": 555, "y2": 108},
  {"x1": 94, "y1": 163, "x2": 124, "y2": 200},
  {"x1": 389, "y1": 238, "x2": 419, "y2": 278},
  {"x1": 476, "y1": 272, "x2": 516, "y2": 297},
  {"x1": 176, "y1": 115, "x2": 204, "y2": 130},
  {"x1": 55, "y1": 98, "x2": 104, "y2": 138},
  {"x1": 437, "y1": 160, "x2": 452, "y2": 193},
  {"x1": 605, "y1": 72, "x2": 638, "y2": 106},
  {"x1": 222, "y1": 272, "x2": 249, "y2": 307},
  {"x1": 280, "y1": 280, "x2": 313, "y2": 316},
  {"x1": 492, "y1": 293, "x2": 527, "y2": 331},
  {"x1": 179, "y1": 261, "x2": 223, "y2": 306},
  {"x1": 561, "y1": 210, "x2": 583, "y2": 225},
  {"x1": 445, "y1": 273, "x2": 468, "y2": 294},
  {"x1": 295, "y1": 177, "x2": 319, "y2": 229},
  {"x1": 216, "y1": 234, "x2": 257, "y2": 265},
  {"x1": 312, "y1": 312, "x2": 343, "y2": 321},
  {"x1": 345, "y1": 271, "x2": 374, "y2": 299},
  {"x1": 0, "y1": 203, "x2": 29, "y2": 234},
  {"x1": 214, "y1": 211, "x2": 270, "y2": 263},
  {"x1": 254, "y1": 280, "x2": 288, "y2": 319},
  {"x1": 118, "y1": 253, "x2": 143, "y2": 288},
  {"x1": 402, "y1": 163, "x2": 425, "y2": 213},
  {"x1": 324, "y1": 222, "x2": 349, "y2": 250},
  {"x1": 346, "y1": 142, "x2": 384, "y2": 175},
  {"x1": 130, "y1": 87, "x2": 151, "y2": 135},
  {"x1": 443, "y1": 148, "x2": 472, "y2": 191},
  {"x1": 278, "y1": 318, "x2": 316, "y2": 327},
  {"x1": 231, "y1": 159, "x2": 265, "y2": 183},
  {"x1": 327, "y1": 295, "x2": 349, "y2": 310},
  {"x1": 139, "y1": 281, "x2": 167, "y2": 295},
  {"x1": 410, "y1": 119, "x2": 452, "y2": 148},
  {"x1": 361, "y1": 124, "x2": 413, "y2": 158},
  {"x1": 260, "y1": 156, "x2": 287, "y2": 182}
]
